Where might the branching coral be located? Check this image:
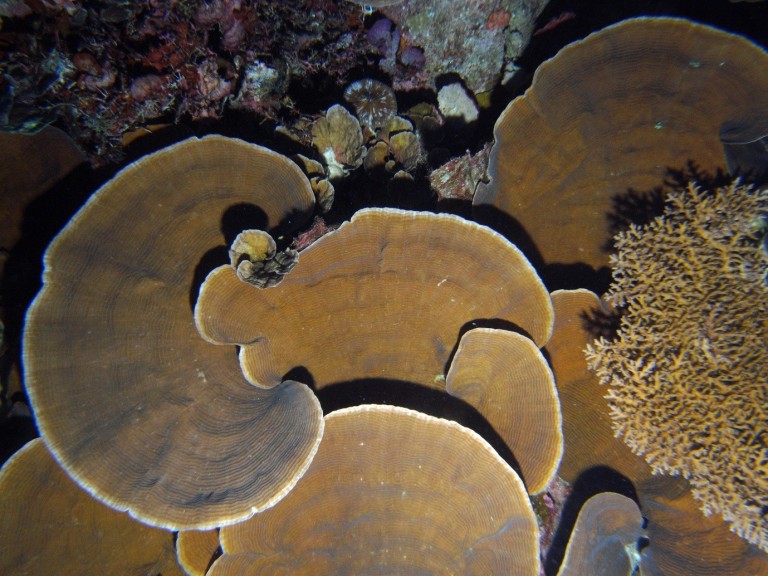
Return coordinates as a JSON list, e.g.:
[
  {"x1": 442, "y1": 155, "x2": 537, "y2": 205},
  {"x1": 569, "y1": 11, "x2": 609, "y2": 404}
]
[{"x1": 585, "y1": 181, "x2": 768, "y2": 552}]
